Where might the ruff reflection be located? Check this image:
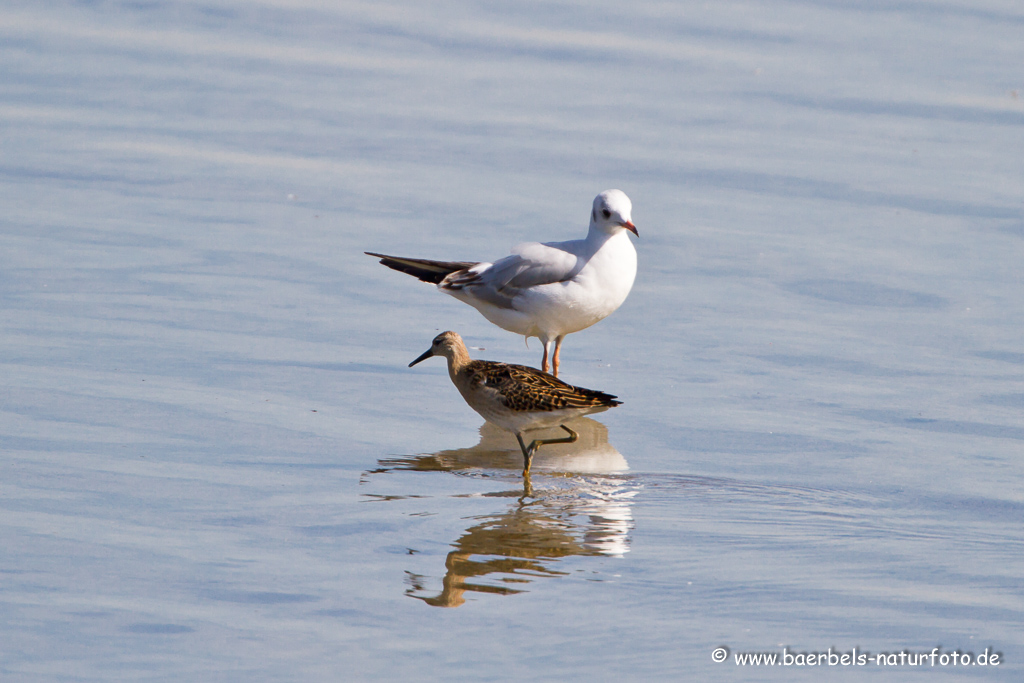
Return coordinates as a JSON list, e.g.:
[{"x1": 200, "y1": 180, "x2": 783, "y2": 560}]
[
  {"x1": 380, "y1": 417, "x2": 628, "y2": 476},
  {"x1": 377, "y1": 418, "x2": 634, "y2": 607}
]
